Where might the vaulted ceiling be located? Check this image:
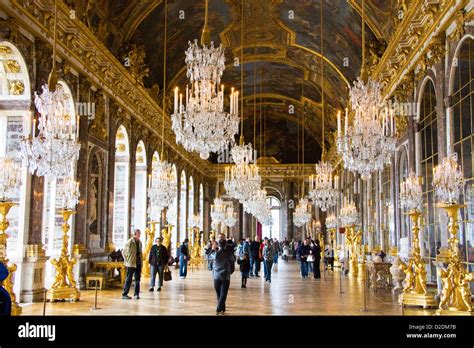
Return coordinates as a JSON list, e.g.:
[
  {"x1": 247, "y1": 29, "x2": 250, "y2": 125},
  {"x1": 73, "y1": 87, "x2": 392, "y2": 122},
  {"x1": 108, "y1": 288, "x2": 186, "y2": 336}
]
[{"x1": 68, "y1": 0, "x2": 399, "y2": 163}]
